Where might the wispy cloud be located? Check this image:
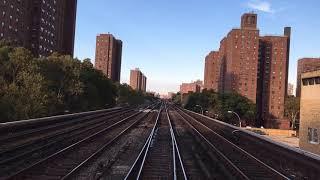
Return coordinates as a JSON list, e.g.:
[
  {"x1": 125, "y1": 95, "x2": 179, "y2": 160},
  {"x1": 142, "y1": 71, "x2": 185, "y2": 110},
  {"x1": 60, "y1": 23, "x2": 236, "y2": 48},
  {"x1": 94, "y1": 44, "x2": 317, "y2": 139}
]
[{"x1": 247, "y1": 0, "x2": 275, "y2": 13}]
